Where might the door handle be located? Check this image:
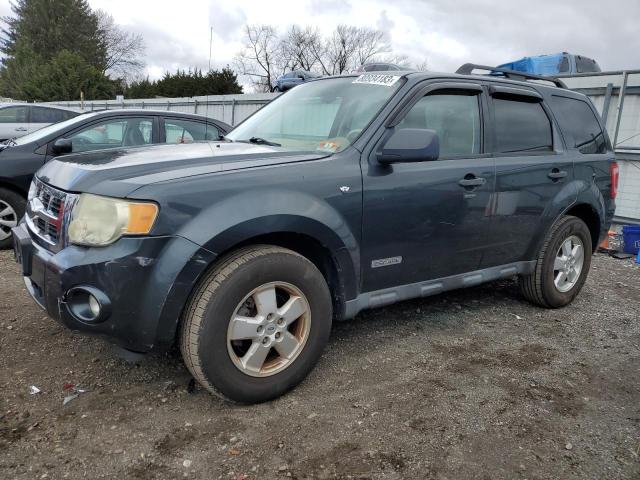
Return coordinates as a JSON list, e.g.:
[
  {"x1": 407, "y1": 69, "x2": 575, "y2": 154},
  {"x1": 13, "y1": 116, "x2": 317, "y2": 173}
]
[
  {"x1": 458, "y1": 175, "x2": 486, "y2": 188},
  {"x1": 547, "y1": 169, "x2": 568, "y2": 180},
  {"x1": 15, "y1": 127, "x2": 27, "y2": 132}
]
